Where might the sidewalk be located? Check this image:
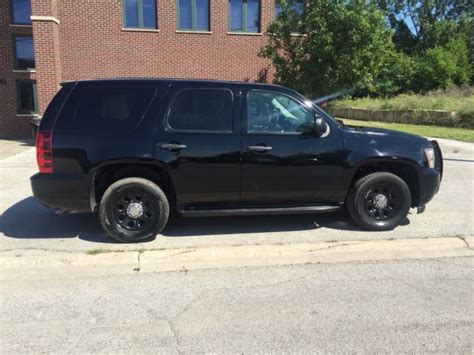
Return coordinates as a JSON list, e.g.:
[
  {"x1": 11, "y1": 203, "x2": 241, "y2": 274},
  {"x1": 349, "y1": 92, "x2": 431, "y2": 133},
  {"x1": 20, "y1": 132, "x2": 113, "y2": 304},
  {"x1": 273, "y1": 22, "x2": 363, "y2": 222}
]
[
  {"x1": 1, "y1": 236, "x2": 472, "y2": 281},
  {"x1": 0, "y1": 139, "x2": 34, "y2": 160}
]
